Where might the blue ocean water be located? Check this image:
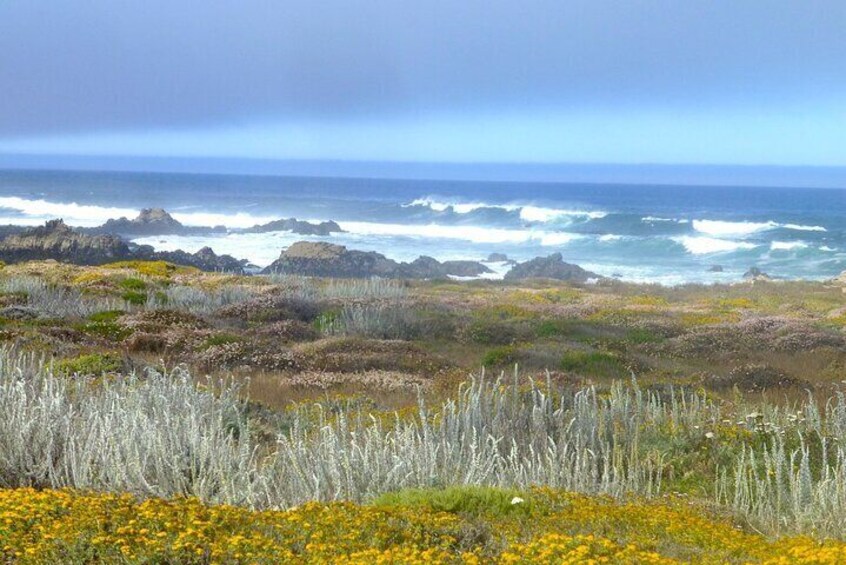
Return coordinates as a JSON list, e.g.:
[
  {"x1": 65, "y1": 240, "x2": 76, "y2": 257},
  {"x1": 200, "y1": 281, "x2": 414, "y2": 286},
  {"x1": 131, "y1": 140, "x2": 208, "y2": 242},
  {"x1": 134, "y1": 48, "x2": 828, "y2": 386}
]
[{"x1": 0, "y1": 169, "x2": 843, "y2": 284}]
